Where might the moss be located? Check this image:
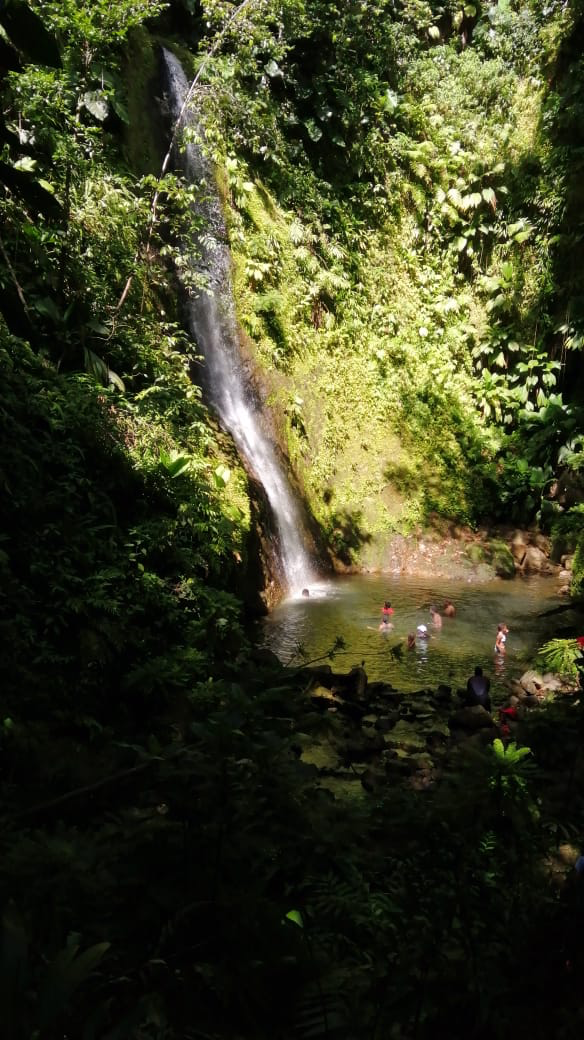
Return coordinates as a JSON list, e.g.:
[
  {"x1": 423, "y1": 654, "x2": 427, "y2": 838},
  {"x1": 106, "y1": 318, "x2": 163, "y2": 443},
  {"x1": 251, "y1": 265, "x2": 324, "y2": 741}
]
[
  {"x1": 466, "y1": 543, "x2": 486, "y2": 566},
  {"x1": 122, "y1": 27, "x2": 163, "y2": 175},
  {"x1": 489, "y1": 540, "x2": 516, "y2": 579}
]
